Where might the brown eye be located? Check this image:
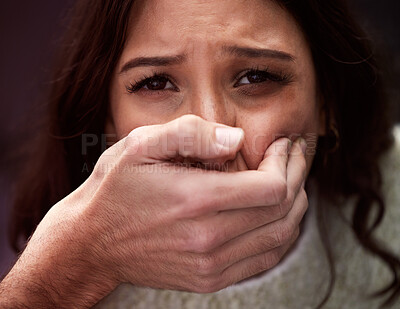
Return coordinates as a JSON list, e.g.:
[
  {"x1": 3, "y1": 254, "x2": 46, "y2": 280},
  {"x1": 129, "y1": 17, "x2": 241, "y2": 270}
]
[
  {"x1": 234, "y1": 69, "x2": 290, "y2": 88},
  {"x1": 145, "y1": 76, "x2": 171, "y2": 90},
  {"x1": 237, "y1": 70, "x2": 270, "y2": 85},
  {"x1": 127, "y1": 75, "x2": 177, "y2": 94},
  {"x1": 246, "y1": 71, "x2": 269, "y2": 83}
]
